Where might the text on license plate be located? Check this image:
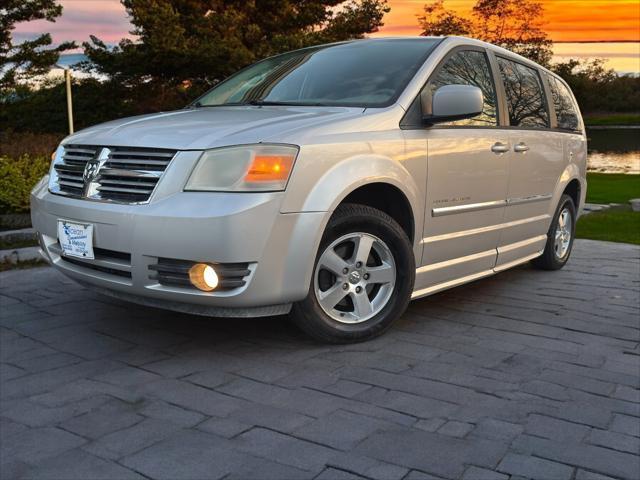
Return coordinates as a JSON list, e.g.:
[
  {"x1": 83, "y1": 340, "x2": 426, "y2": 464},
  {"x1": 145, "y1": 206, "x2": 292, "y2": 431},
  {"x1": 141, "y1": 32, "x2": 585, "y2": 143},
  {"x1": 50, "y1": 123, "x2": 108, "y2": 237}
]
[{"x1": 57, "y1": 220, "x2": 95, "y2": 259}]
